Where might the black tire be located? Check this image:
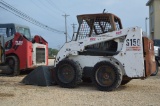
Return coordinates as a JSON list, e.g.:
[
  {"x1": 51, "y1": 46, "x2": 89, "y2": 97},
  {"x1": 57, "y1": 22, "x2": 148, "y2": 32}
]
[
  {"x1": 55, "y1": 59, "x2": 82, "y2": 88},
  {"x1": 151, "y1": 60, "x2": 159, "y2": 76},
  {"x1": 92, "y1": 61, "x2": 122, "y2": 91},
  {"x1": 6, "y1": 56, "x2": 20, "y2": 76}
]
